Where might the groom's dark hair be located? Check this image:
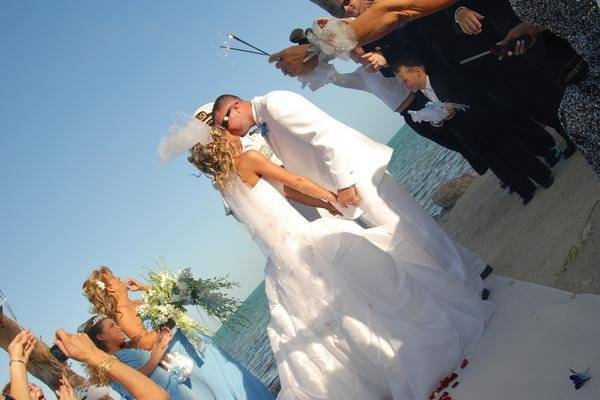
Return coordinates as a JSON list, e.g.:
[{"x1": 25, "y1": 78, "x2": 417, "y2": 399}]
[{"x1": 212, "y1": 94, "x2": 242, "y2": 119}]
